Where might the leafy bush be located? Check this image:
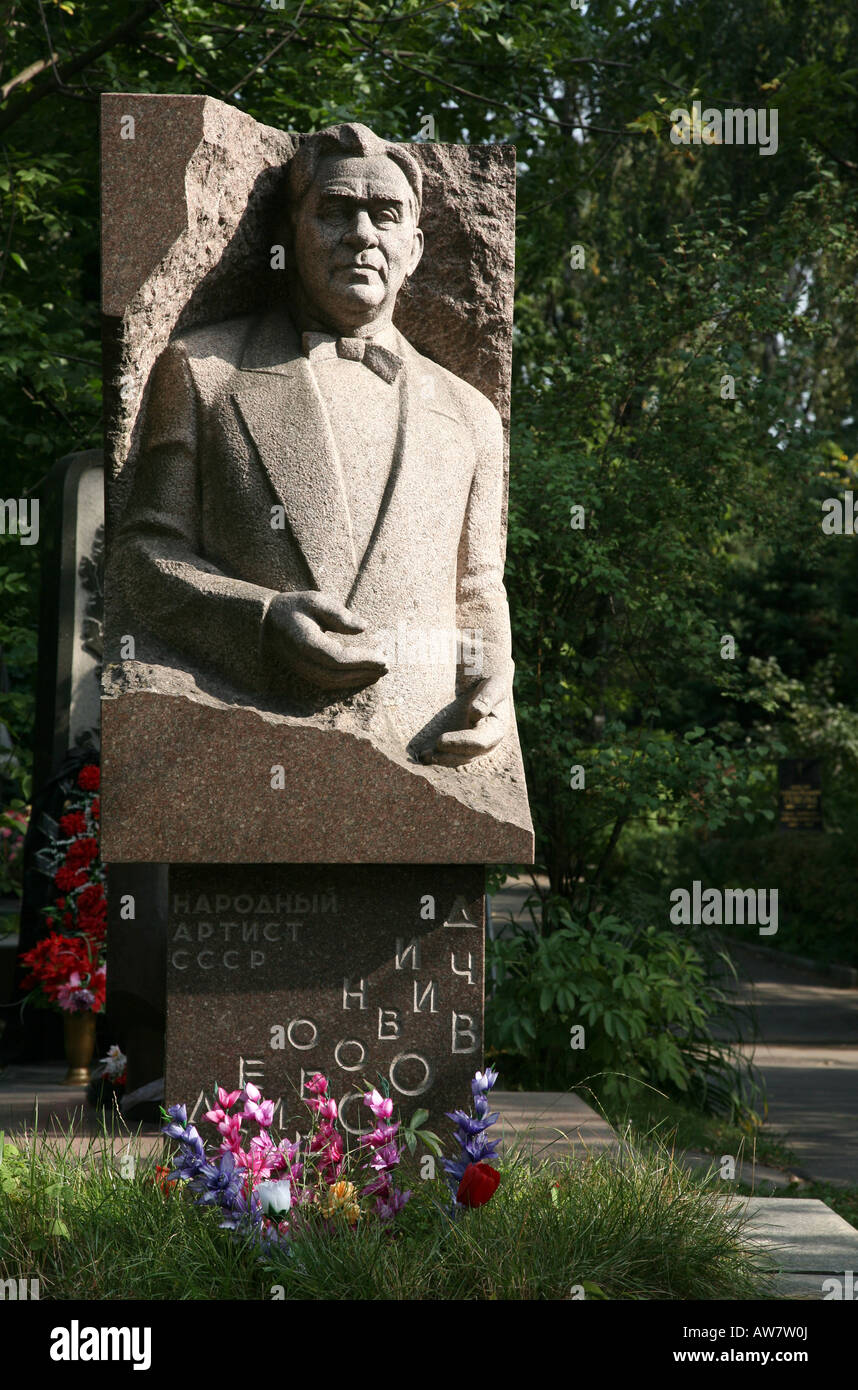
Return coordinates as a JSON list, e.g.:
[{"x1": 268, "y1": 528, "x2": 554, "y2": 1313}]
[{"x1": 487, "y1": 896, "x2": 758, "y2": 1117}]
